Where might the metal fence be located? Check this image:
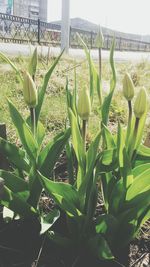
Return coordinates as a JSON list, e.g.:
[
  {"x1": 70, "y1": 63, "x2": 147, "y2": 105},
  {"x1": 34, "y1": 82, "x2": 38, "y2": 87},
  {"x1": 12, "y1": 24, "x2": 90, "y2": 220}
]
[{"x1": 0, "y1": 12, "x2": 150, "y2": 52}]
